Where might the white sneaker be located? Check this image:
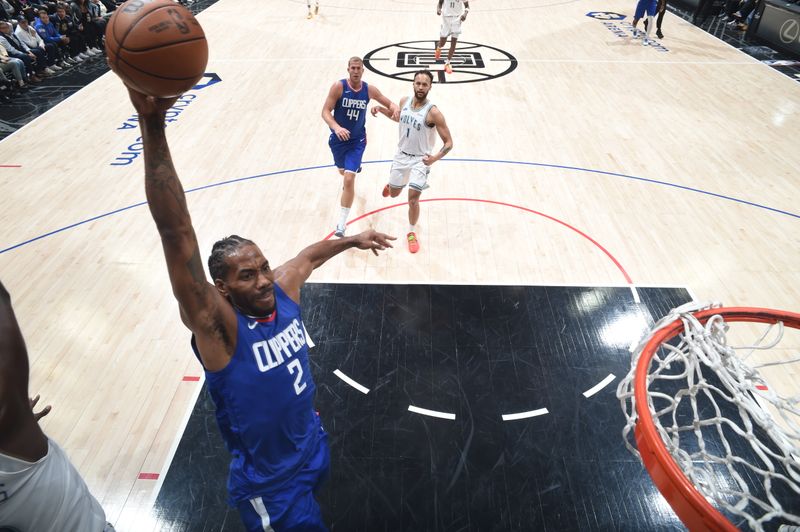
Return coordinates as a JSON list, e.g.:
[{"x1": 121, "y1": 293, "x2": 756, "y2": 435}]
[
  {"x1": 43, "y1": 67, "x2": 55, "y2": 75},
  {"x1": 334, "y1": 224, "x2": 346, "y2": 238},
  {"x1": 78, "y1": 52, "x2": 89, "y2": 60},
  {"x1": 89, "y1": 47, "x2": 101, "y2": 55},
  {"x1": 51, "y1": 64, "x2": 63, "y2": 71}
]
